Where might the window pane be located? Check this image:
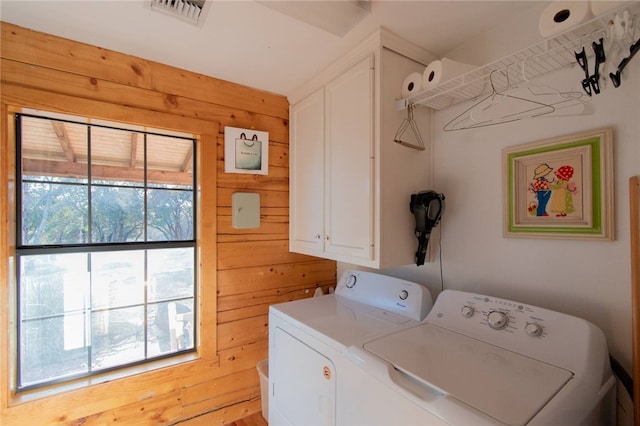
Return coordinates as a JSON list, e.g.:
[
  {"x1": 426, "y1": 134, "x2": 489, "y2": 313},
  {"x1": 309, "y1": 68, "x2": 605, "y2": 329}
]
[
  {"x1": 147, "y1": 135, "x2": 193, "y2": 188},
  {"x1": 90, "y1": 127, "x2": 144, "y2": 186},
  {"x1": 148, "y1": 248, "x2": 194, "y2": 302},
  {"x1": 91, "y1": 251, "x2": 145, "y2": 309},
  {"x1": 21, "y1": 181, "x2": 88, "y2": 245},
  {"x1": 147, "y1": 189, "x2": 194, "y2": 241},
  {"x1": 91, "y1": 186, "x2": 144, "y2": 243},
  {"x1": 20, "y1": 116, "x2": 88, "y2": 184},
  {"x1": 20, "y1": 253, "x2": 88, "y2": 318},
  {"x1": 148, "y1": 300, "x2": 194, "y2": 357},
  {"x1": 20, "y1": 314, "x2": 89, "y2": 387},
  {"x1": 92, "y1": 306, "x2": 145, "y2": 370},
  {"x1": 19, "y1": 253, "x2": 90, "y2": 387}
]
